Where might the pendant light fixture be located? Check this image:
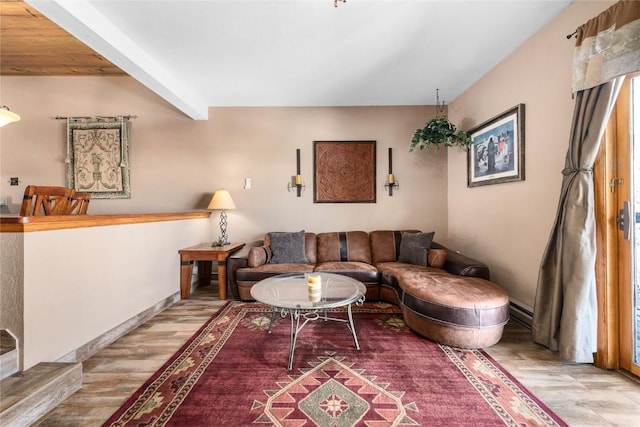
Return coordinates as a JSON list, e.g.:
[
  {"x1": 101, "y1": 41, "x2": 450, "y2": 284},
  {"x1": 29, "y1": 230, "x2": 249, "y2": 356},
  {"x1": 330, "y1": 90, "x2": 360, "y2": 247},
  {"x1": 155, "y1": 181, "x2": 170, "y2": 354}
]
[{"x1": 0, "y1": 106, "x2": 21, "y2": 127}]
